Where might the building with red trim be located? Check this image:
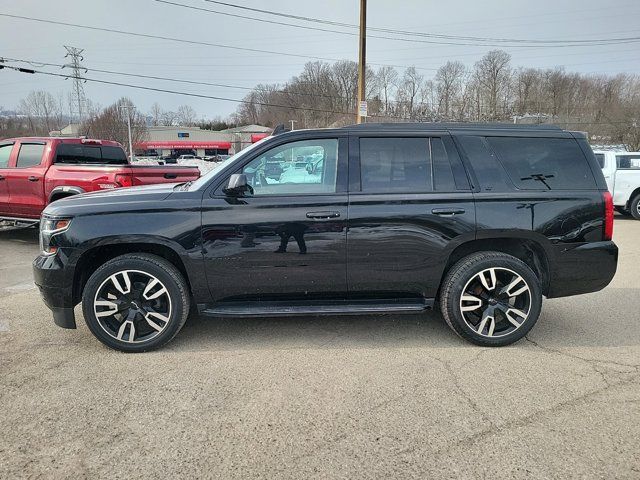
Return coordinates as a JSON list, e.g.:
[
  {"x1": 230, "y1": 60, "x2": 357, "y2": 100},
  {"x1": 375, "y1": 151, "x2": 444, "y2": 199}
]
[{"x1": 135, "y1": 124, "x2": 271, "y2": 158}]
